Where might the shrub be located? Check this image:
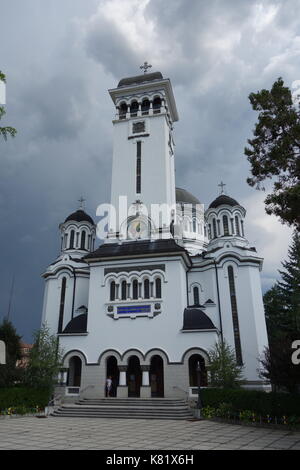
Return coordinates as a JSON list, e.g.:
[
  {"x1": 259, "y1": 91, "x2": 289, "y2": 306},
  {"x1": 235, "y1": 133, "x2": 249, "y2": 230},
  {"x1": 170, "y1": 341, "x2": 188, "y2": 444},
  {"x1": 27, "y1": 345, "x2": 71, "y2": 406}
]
[
  {"x1": 201, "y1": 388, "x2": 300, "y2": 418},
  {"x1": 0, "y1": 387, "x2": 51, "y2": 413}
]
